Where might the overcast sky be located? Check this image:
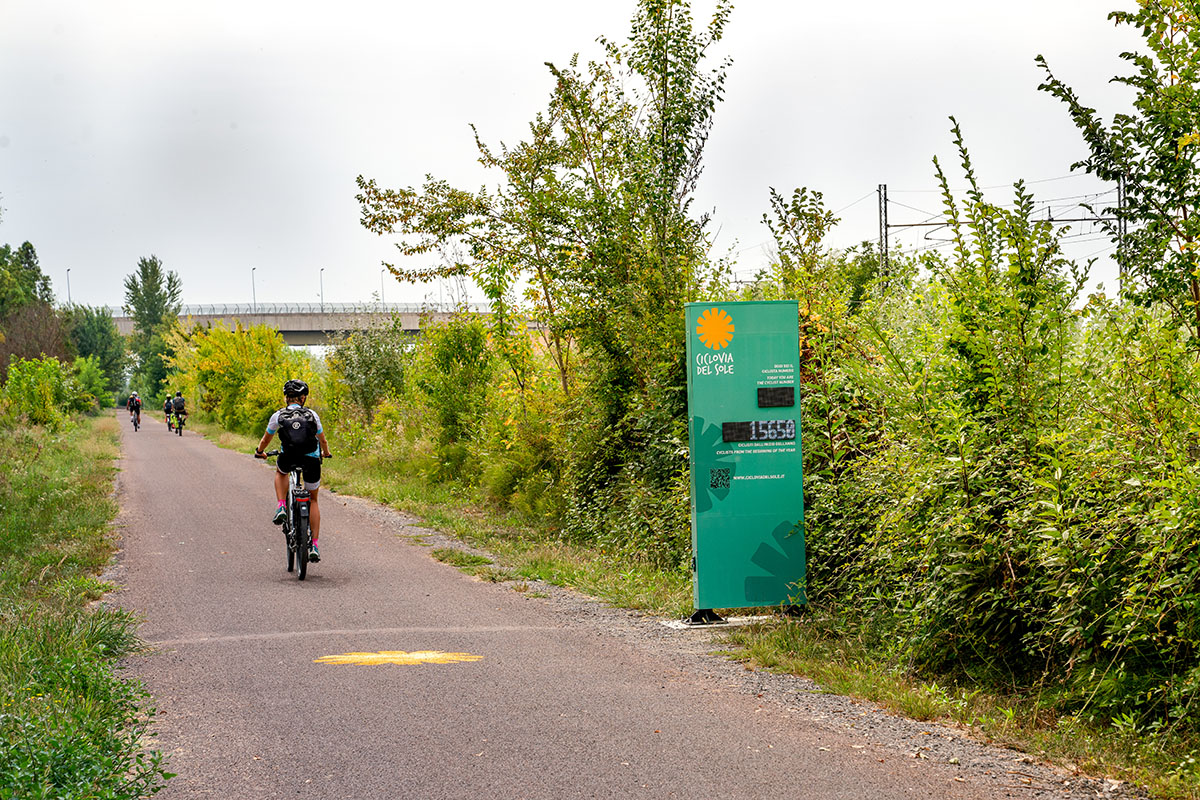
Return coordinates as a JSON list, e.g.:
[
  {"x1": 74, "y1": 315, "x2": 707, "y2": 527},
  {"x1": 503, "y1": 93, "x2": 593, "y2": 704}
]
[{"x1": 0, "y1": 1, "x2": 1140, "y2": 310}]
